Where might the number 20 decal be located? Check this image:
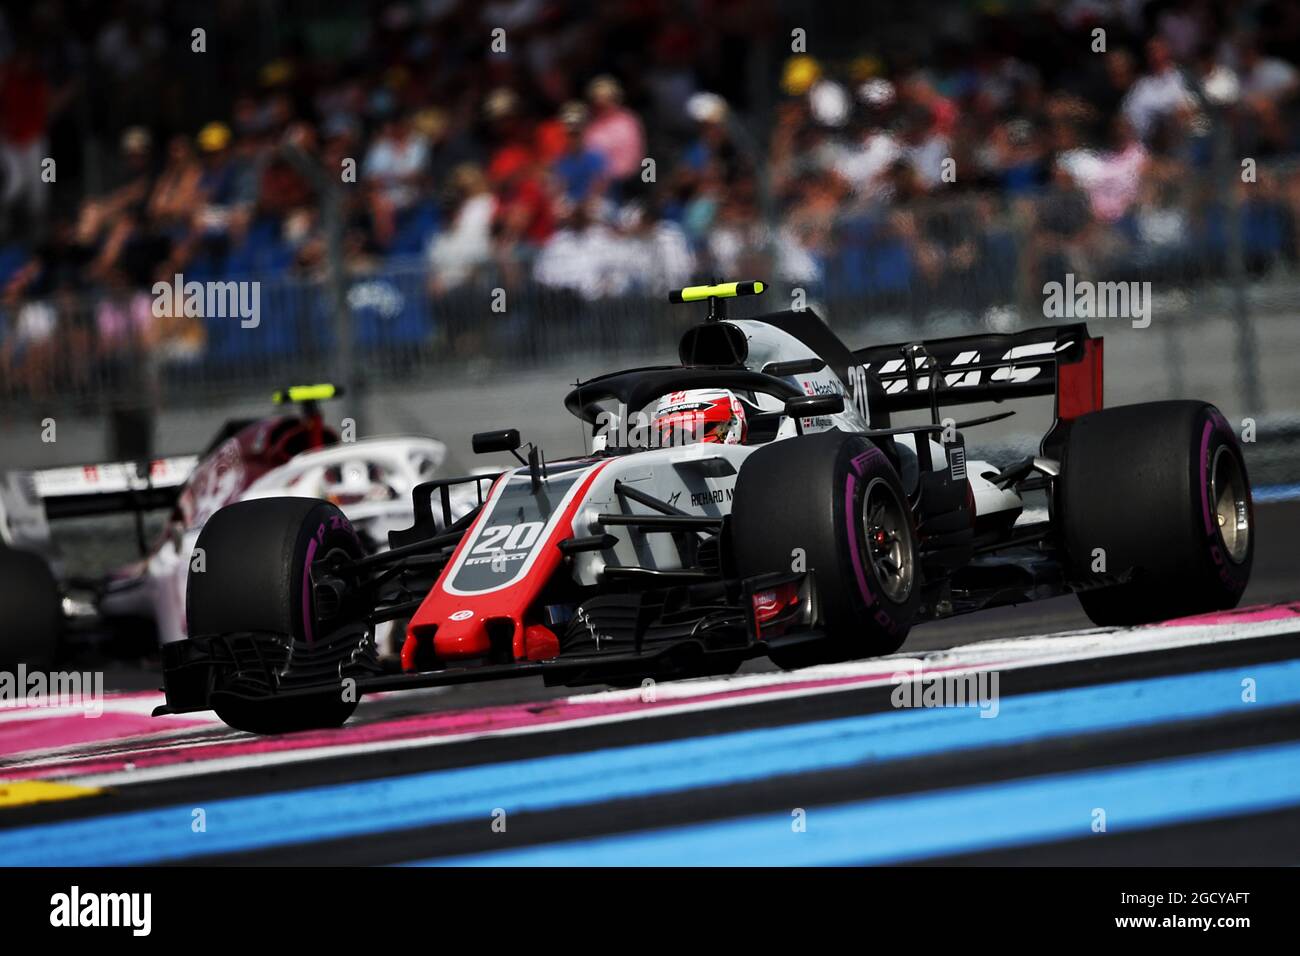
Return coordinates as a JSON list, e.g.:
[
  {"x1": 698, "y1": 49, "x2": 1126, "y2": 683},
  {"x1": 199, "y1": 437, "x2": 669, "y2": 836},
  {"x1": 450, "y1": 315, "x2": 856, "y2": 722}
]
[
  {"x1": 847, "y1": 365, "x2": 870, "y2": 420},
  {"x1": 470, "y1": 521, "x2": 544, "y2": 556}
]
